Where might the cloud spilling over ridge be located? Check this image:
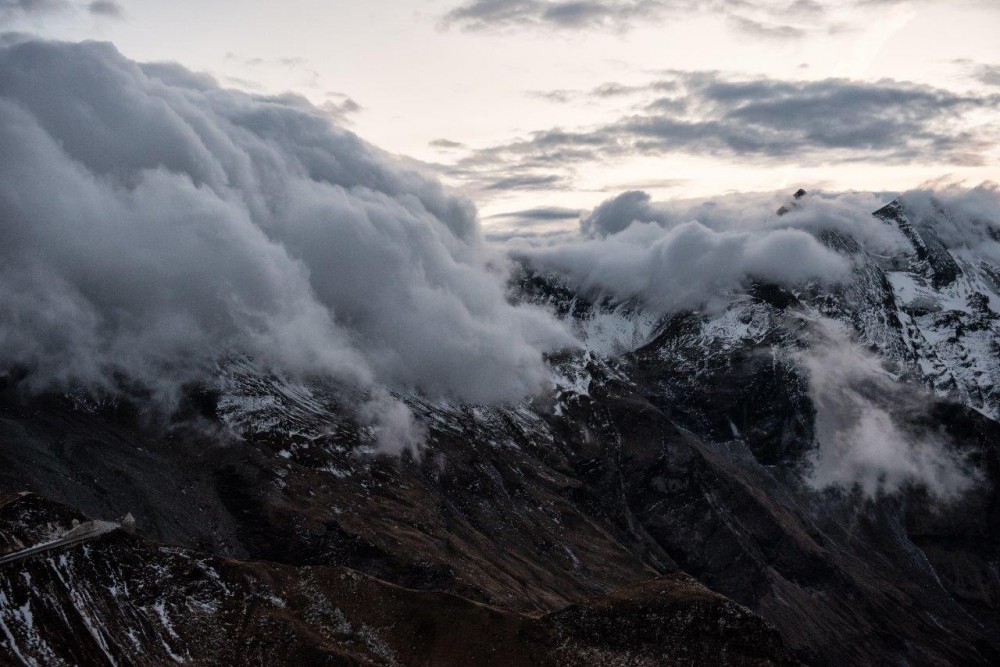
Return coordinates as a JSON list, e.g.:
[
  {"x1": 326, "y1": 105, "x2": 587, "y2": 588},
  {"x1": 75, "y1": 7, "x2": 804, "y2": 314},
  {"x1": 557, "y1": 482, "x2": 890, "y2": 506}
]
[
  {"x1": 512, "y1": 188, "x2": 909, "y2": 312},
  {"x1": 517, "y1": 221, "x2": 850, "y2": 312},
  {"x1": 582, "y1": 188, "x2": 906, "y2": 248},
  {"x1": 898, "y1": 181, "x2": 1000, "y2": 255},
  {"x1": 0, "y1": 38, "x2": 575, "y2": 409},
  {"x1": 801, "y1": 320, "x2": 978, "y2": 499},
  {"x1": 522, "y1": 185, "x2": 994, "y2": 498}
]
